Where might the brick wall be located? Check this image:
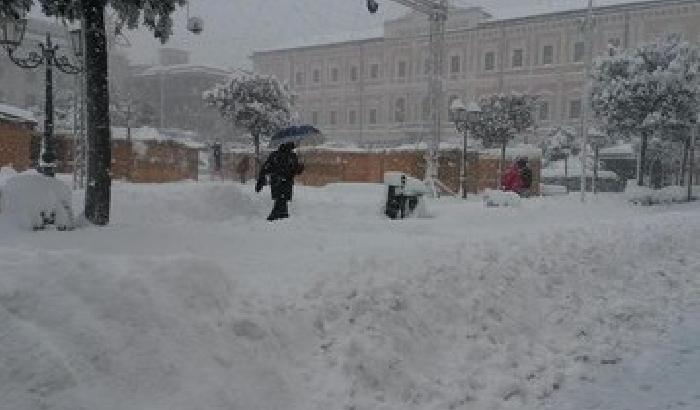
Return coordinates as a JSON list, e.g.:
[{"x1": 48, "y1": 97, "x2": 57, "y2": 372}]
[
  {"x1": 52, "y1": 136, "x2": 199, "y2": 183},
  {"x1": 224, "y1": 149, "x2": 541, "y2": 195},
  {"x1": 0, "y1": 122, "x2": 40, "y2": 171}
]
